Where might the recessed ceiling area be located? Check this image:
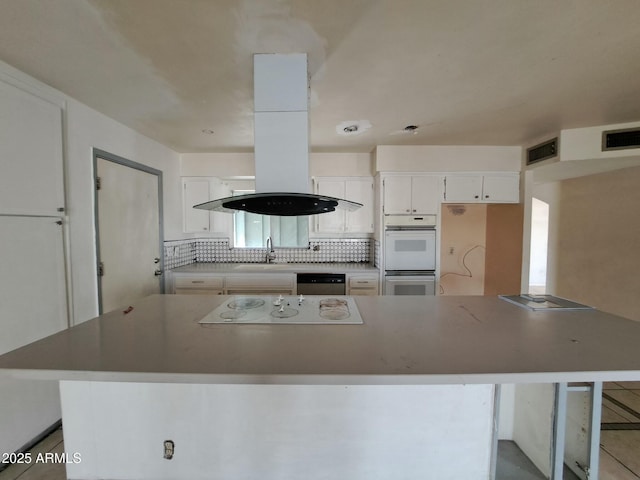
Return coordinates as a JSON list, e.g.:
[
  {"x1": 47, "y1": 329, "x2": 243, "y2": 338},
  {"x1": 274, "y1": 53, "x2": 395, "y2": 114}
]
[{"x1": 0, "y1": 0, "x2": 639, "y2": 153}]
